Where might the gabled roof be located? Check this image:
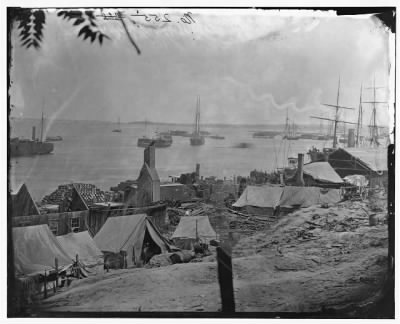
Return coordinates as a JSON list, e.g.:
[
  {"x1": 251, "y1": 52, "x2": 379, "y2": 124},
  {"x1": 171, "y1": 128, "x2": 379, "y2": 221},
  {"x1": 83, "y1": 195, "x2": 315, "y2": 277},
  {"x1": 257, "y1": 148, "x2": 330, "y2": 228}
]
[
  {"x1": 13, "y1": 224, "x2": 72, "y2": 276},
  {"x1": 139, "y1": 163, "x2": 160, "y2": 182},
  {"x1": 343, "y1": 148, "x2": 387, "y2": 172},
  {"x1": 303, "y1": 162, "x2": 343, "y2": 183},
  {"x1": 11, "y1": 183, "x2": 40, "y2": 217},
  {"x1": 330, "y1": 148, "x2": 387, "y2": 173},
  {"x1": 233, "y1": 185, "x2": 283, "y2": 208}
]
